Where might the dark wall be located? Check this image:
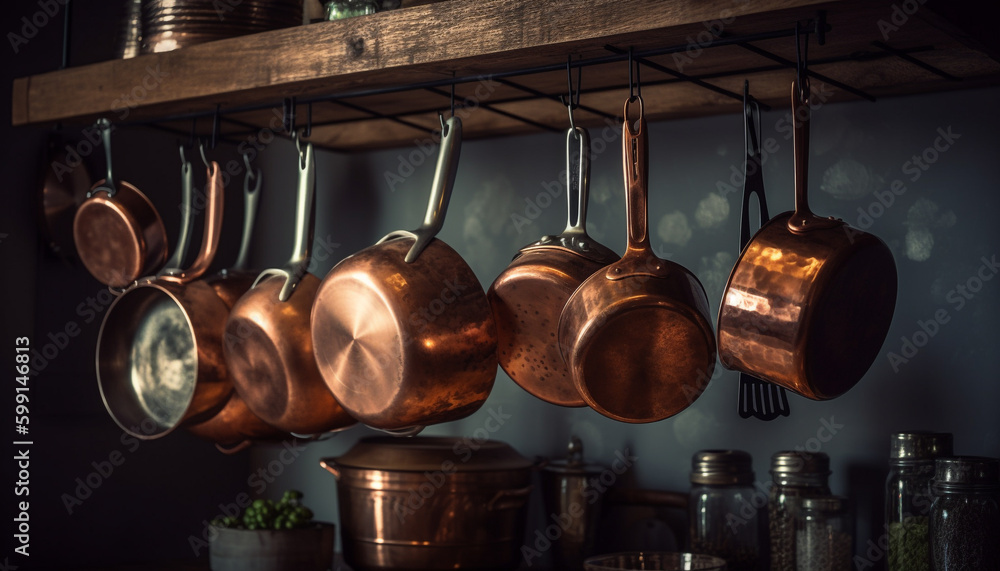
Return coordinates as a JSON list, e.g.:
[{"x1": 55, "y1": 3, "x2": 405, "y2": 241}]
[{"x1": 2, "y1": 1, "x2": 252, "y2": 567}]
